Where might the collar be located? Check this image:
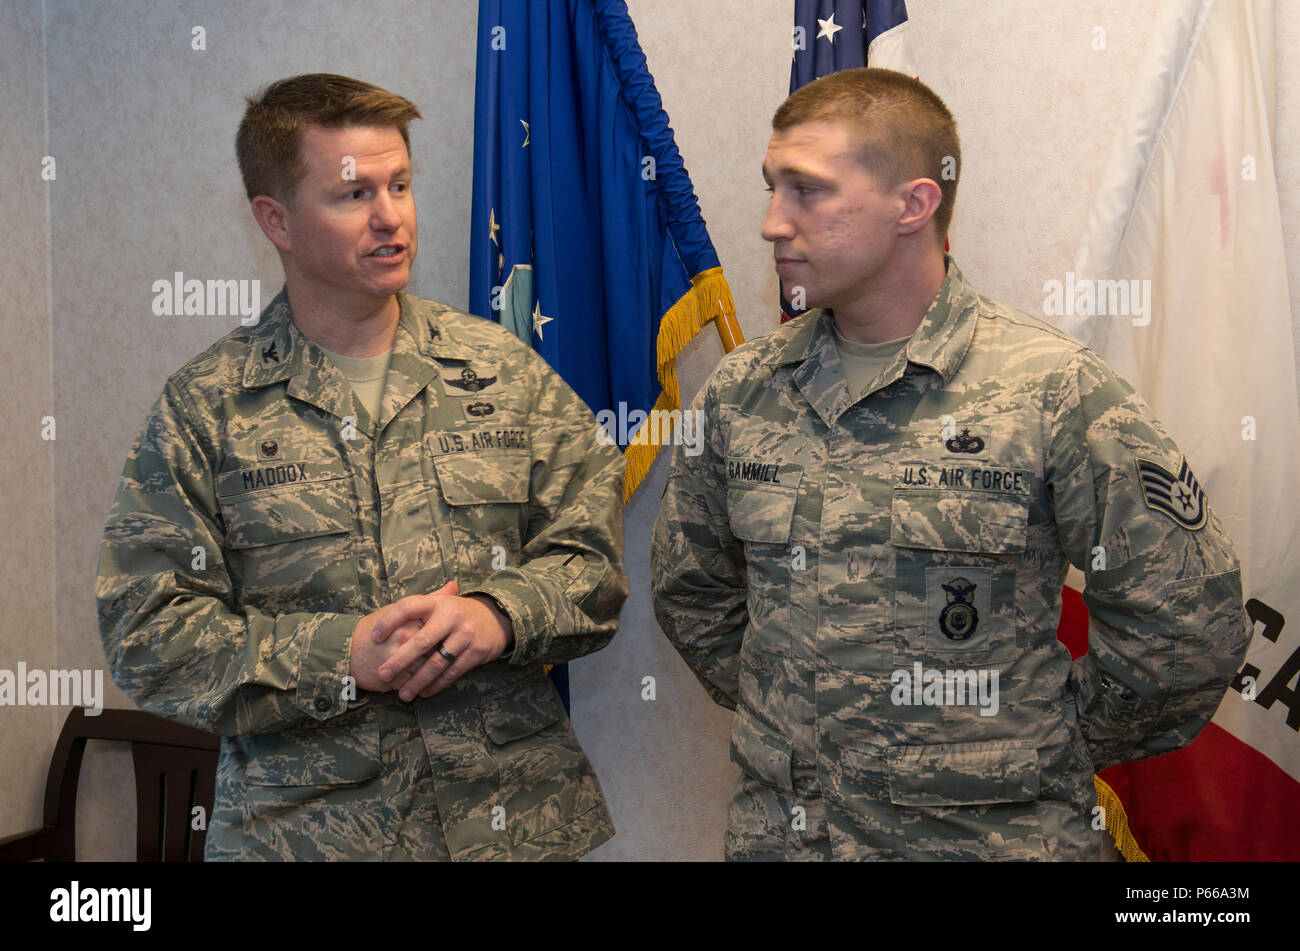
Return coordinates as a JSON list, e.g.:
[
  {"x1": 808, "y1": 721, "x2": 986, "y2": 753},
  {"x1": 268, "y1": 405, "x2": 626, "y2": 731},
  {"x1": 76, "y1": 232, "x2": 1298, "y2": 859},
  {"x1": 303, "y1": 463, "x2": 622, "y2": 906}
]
[
  {"x1": 764, "y1": 255, "x2": 980, "y2": 388},
  {"x1": 241, "y1": 288, "x2": 479, "y2": 389}
]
